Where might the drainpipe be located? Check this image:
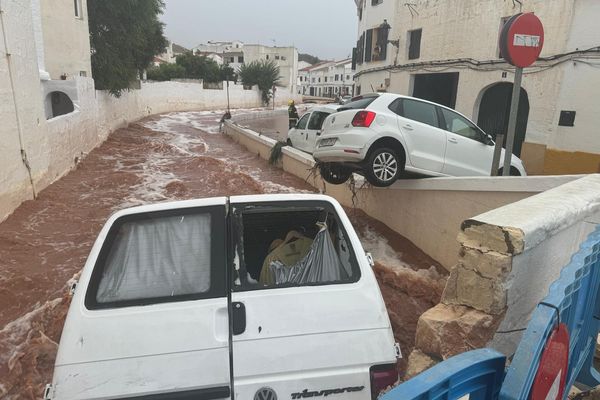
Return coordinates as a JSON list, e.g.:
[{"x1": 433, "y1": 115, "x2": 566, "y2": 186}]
[{"x1": 0, "y1": 0, "x2": 38, "y2": 198}]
